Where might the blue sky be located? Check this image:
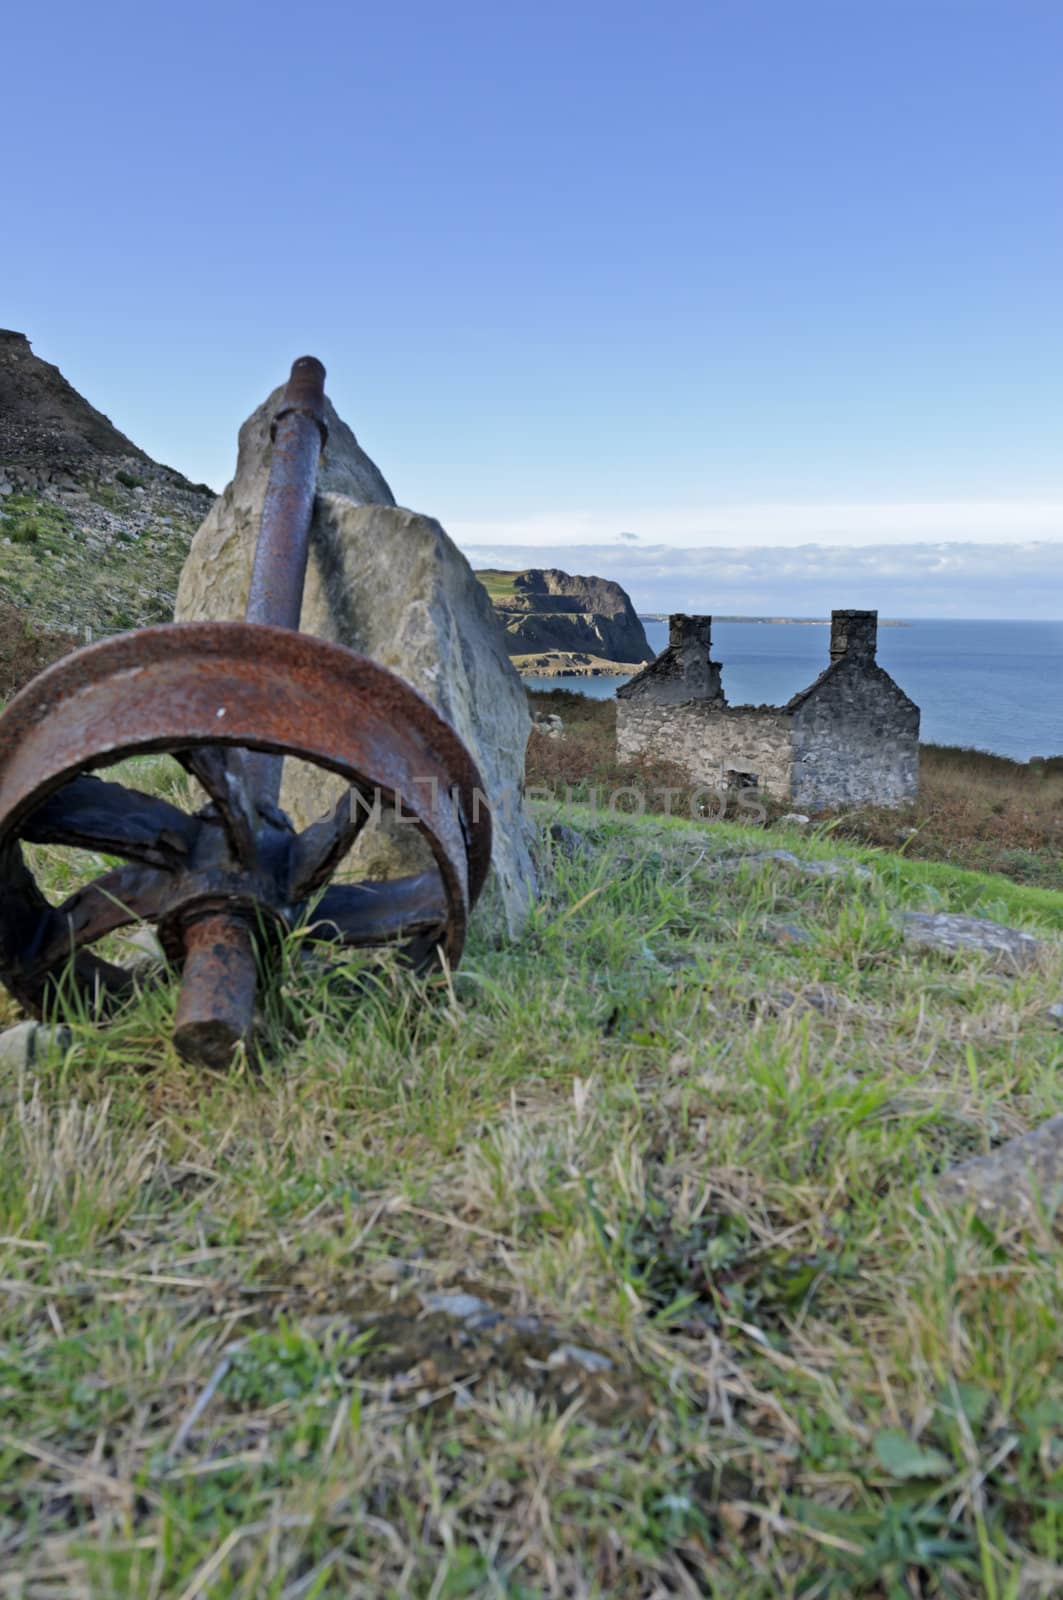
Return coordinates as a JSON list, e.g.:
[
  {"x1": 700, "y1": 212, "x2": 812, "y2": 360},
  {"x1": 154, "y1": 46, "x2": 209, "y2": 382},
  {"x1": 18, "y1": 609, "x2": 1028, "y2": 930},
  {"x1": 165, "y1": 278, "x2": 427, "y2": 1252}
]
[{"x1": 5, "y1": 0, "x2": 1062, "y2": 615}]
